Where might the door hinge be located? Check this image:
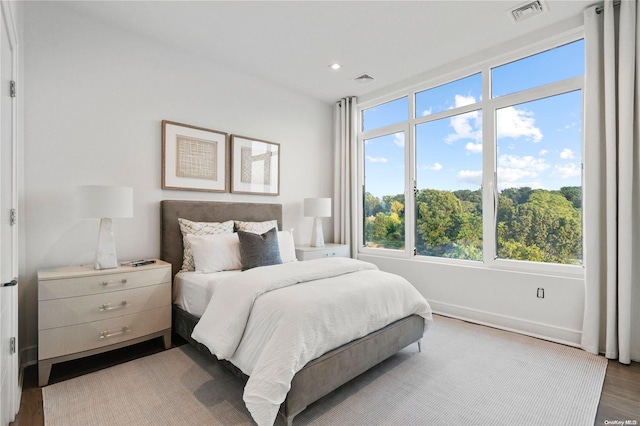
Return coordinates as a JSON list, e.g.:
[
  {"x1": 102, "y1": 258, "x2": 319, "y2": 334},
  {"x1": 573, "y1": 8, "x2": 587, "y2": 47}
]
[
  {"x1": 9, "y1": 337, "x2": 15, "y2": 354},
  {"x1": 10, "y1": 208, "x2": 16, "y2": 225},
  {"x1": 10, "y1": 80, "x2": 15, "y2": 98}
]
